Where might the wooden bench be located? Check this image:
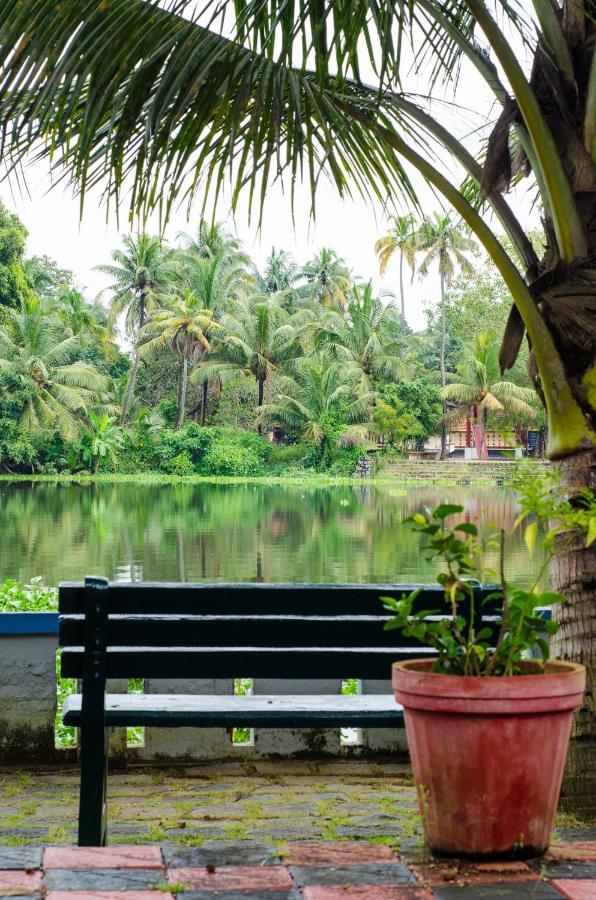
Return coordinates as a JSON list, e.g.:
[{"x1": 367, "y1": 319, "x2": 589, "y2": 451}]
[{"x1": 58, "y1": 577, "x2": 499, "y2": 846}]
